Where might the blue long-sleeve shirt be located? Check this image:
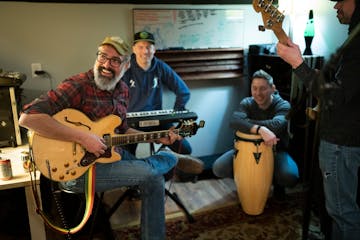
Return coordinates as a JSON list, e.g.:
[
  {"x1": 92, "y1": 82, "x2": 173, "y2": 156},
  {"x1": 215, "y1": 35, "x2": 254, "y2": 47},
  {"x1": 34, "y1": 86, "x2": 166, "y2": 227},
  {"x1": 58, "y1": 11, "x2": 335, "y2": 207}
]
[{"x1": 122, "y1": 54, "x2": 190, "y2": 112}]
